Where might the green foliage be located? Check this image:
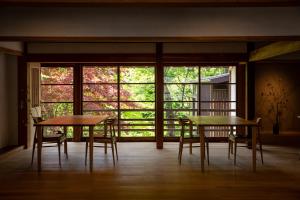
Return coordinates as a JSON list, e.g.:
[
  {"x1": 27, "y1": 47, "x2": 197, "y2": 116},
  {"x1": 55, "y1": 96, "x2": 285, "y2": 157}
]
[{"x1": 41, "y1": 66, "x2": 230, "y2": 138}]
